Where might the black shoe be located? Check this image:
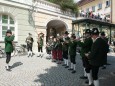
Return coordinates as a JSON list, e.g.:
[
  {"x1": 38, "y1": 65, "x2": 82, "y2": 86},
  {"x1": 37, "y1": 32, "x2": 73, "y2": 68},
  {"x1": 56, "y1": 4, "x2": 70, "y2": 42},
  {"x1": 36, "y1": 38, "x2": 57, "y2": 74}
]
[
  {"x1": 85, "y1": 79, "x2": 89, "y2": 84},
  {"x1": 88, "y1": 83, "x2": 94, "y2": 86},
  {"x1": 41, "y1": 55, "x2": 43, "y2": 58},
  {"x1": 62, "y1": 64, "x2": 66, "y2": 66},
  {"x1": 65, "y1": 66, "x2": 69, "y2": 68},
  {"x1": 106, "y1": 63, "x2": 111, "y2": 65},
  {"x1": 111, "y1": 72, "x2": 115, "y2": 75},
  {"x1": 8, "y1": 66, "x2": 11, "y2": 68},
  {"x1": 68, "y1": 68, "x2": 73, "y2": 71},
  {"x1": 37, "y1": 55, "x2": 40, "y2": 57},
  {"x1": 80, "y1": 76, "x2": 87, "y2": 79},
  {"x1": 71, "y1": 70, "x2": 76, "y2": 73},
  {"x1": 102, "y1": 66, "x2": 106, "y2": 69},
  {"x1": 6, "y1": 68, "x2": 11, "y2": 71},
  {"x1": 5, "y1": 66, "x2": 11, "y2": 71}
]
